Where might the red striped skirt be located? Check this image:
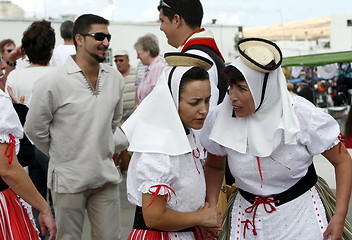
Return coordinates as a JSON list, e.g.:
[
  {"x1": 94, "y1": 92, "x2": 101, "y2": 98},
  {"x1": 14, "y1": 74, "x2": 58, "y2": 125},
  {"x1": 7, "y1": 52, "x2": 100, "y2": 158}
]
[
  {"x1": 0, "y1": 188, "x2": 39, "y2": 240},
  {"x1": 127, "y1": 227, "x2": 205, "y2": 240},
  {"x1": 128, "y1": 229, "x2": 171, "y2": 240}
]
